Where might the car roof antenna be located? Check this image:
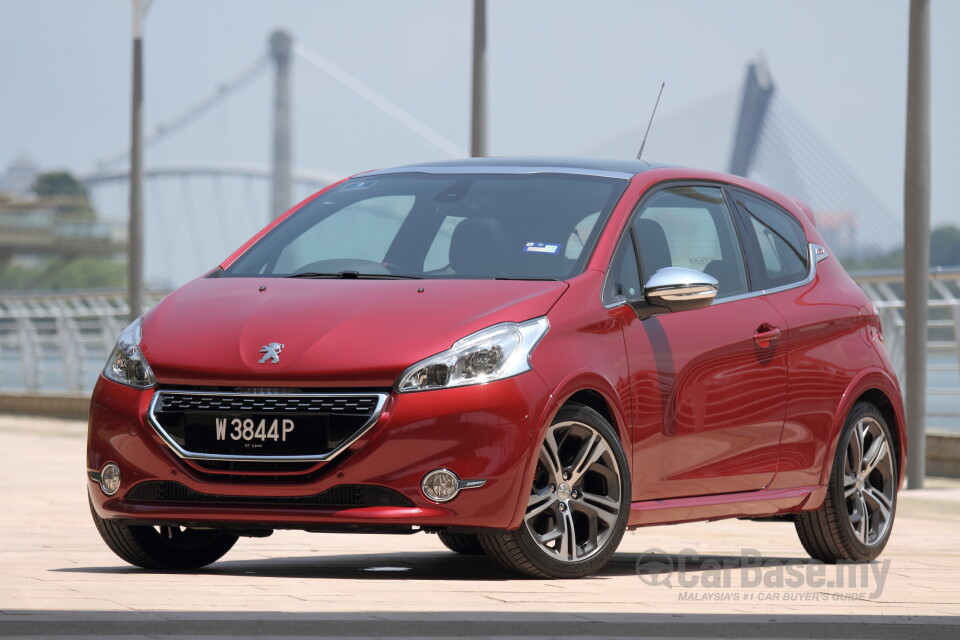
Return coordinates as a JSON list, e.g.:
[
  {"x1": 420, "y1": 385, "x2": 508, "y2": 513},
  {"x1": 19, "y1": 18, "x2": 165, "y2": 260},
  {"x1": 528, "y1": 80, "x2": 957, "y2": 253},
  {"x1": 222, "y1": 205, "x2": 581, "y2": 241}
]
[{"x1": 636, "y1": 82, "x2": 665, "y2": 160}]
